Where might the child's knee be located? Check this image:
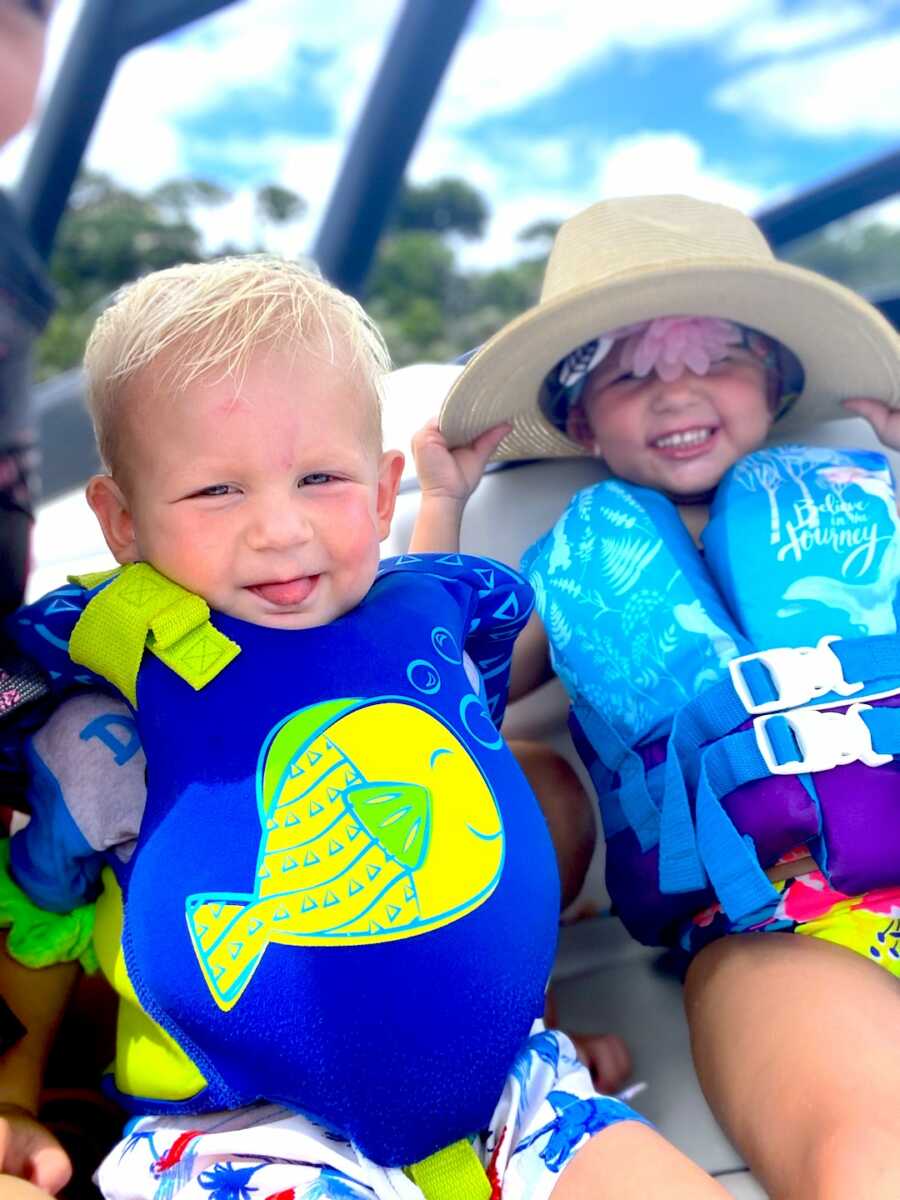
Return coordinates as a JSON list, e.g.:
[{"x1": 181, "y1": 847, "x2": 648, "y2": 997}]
[{"x1": 802, "y1": 1118, "x2": 900, "y2": 1199}]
